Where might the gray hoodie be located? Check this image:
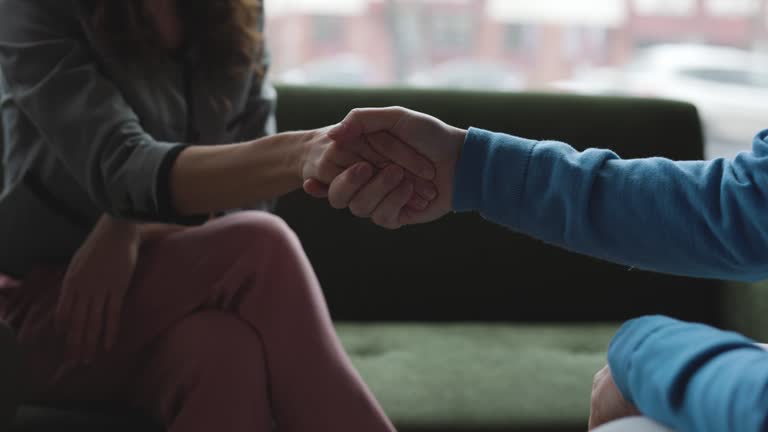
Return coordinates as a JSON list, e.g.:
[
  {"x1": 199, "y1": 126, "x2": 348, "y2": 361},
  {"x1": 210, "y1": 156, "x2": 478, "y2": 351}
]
[{"x1": 0, "y1": 0, "x2": 276, "y2": 276}]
